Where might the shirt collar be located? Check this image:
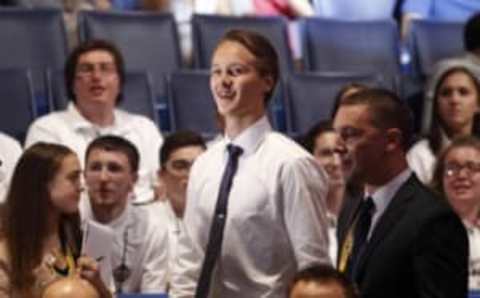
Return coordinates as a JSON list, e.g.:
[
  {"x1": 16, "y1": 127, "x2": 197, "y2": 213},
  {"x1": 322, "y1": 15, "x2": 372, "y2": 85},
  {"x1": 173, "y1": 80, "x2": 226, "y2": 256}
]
[
  {"x1": 67, "y1": 103, "x2": 129, "y2": 135},
  {"x1": 366, "y1": 168, "x2": 412, "y2": 215},
  {"x1": 440, "y1": 128, "x2": 452, "y2": 149},
  {"x1": 463, "y1": 218, "x2": 480, "y2": 235},
  {"x1": 223, "y1": 115, "x2": 271, "y2": 156},
  {"x1": 105, "y1": 203, "x2": 131, "y2": 230}
]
